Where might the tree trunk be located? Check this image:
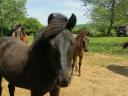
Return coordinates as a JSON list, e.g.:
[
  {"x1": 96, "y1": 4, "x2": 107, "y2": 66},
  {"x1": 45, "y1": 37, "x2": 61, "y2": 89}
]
[{"x1": 107, "y1": 0, "x2": 115, "y2": 36}]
